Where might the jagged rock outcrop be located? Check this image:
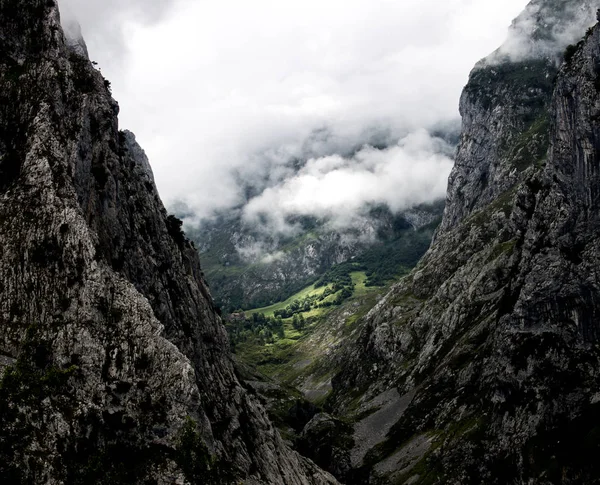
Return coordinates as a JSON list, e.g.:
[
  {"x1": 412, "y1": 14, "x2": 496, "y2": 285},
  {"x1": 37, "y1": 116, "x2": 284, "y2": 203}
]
[
  {"x1": 0, "y1": 1, "x2": 337, "y2": 483},
  {"x1": 62, "y1": 19, "x2": 88, "y2": 59},
  {"x1": 326, "y1": 1, "x2": 600, "y2": 484},
  {"x1": 297, "y1": 413, "x2": 353, "y2": 482}
]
